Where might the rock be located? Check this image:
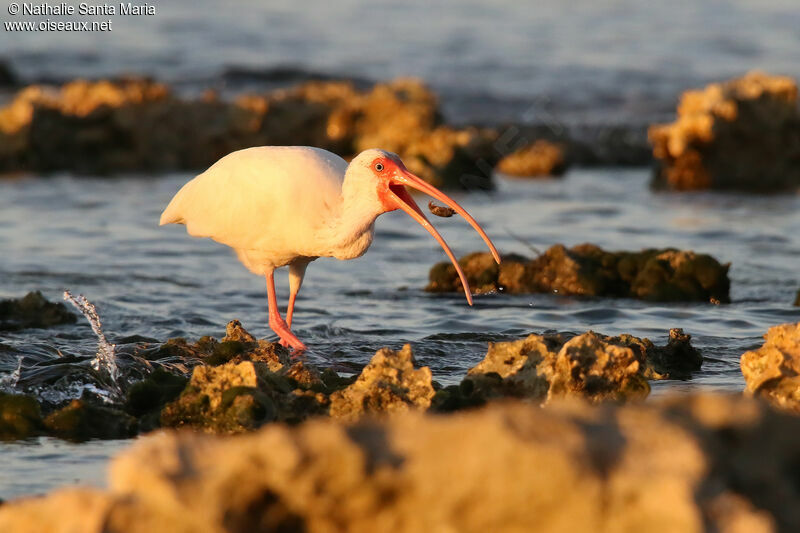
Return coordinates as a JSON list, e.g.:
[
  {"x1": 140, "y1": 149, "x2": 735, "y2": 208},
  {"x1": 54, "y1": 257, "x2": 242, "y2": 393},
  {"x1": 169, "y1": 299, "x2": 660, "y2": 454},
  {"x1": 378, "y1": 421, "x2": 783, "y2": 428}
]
[
  {"x1": 0, "y1": 291, "x2": 76, "y2": 331},
  {"x1": 0, "y1": 77, "x2": 495, "y2": 189},
  {"x1": 426, "y1": 244, "x2": 731, "y2": 303},
  {"x1": 741, "y1": 322, "x2": 800, "y2": 412},
  {"x1": 0, "y1": 392, "x2": 44, "y2": 440},
  {"x1": 649, "y1": 71, "x2": 800, "y2": 191},
  {"x1": 0, "y1": 489, "x2": 116, "y2": 533},
  {"x1": 613, "y1": 328, "x2": 703, "y2": 379},
  {"x1": 463, "y1": 331, "x2": 650, "y2": 404},
  {"x1": 794, "y1": 289, "x2": 799, "y2": 306},
  {"x1": 495, "y1": 139, "x2": 568, "y2": 177},
  {"x1": 0, "y1": 60, "x2": 16, "y2": 87},
  {"x1": 329, "y1": 344, "x2": 435, "y2": 421},
  {"x1": 124, "y1": 369, "x2": 188, "y2": 431},
  {"x1": 160, "y1": 361, "x2": 286, "y2": 434},
  {"x1": 44, "y1": 399, "x2": 138, "y2": 441},
  {"x1": 146, "y1": 320, "x2": 289, "y2": 372},
  {"x1": 5, "y1": 395, "x2": 800, "y2": 532}
]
